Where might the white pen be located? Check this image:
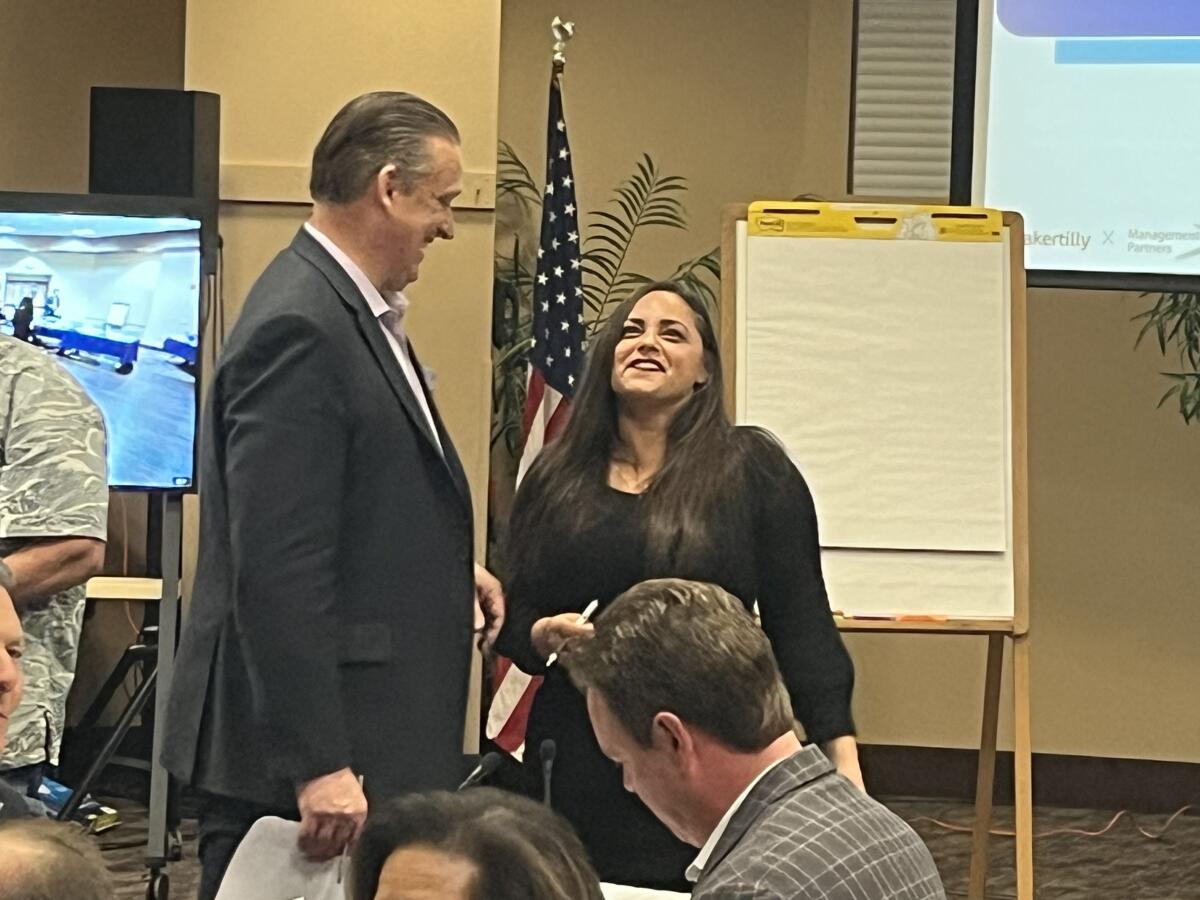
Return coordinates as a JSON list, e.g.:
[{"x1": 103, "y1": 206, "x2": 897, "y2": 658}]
[{"x1": 545, "y1": 598, "x2": 599, "y2": 668}]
